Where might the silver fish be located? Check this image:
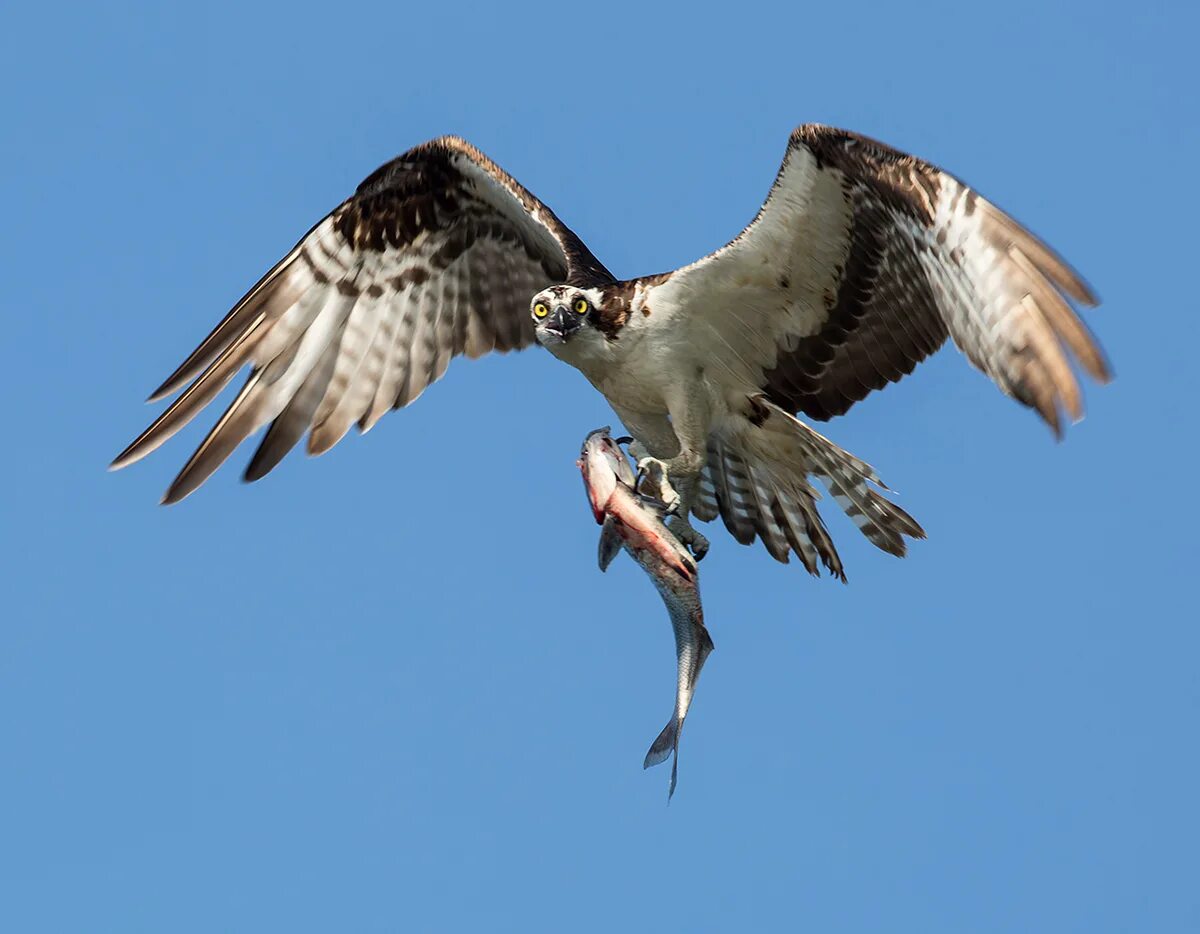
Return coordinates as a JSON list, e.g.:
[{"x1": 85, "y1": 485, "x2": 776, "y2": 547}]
[{"x1": 578, "y1": 427, "x2": 715, "y2": 800}]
